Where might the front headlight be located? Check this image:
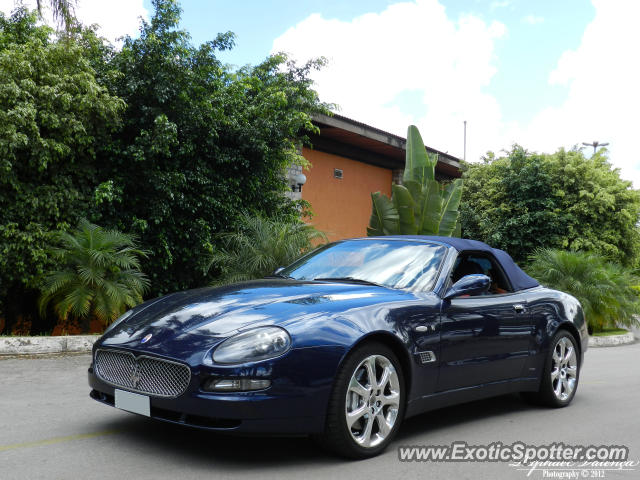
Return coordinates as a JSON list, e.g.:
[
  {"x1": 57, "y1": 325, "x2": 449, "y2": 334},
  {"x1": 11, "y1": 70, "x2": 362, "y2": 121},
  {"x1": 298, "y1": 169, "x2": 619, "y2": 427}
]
[
  {"x1": 213, "y1": 326, "x2": 291, "y2": 364},
  {"x1": 103, "y1": 309, "x2": 134, "y2": 334}
]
